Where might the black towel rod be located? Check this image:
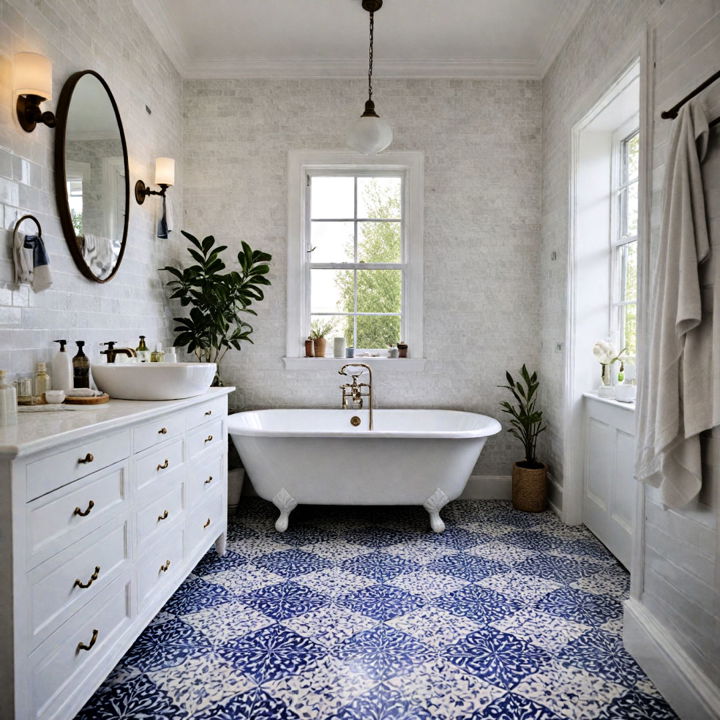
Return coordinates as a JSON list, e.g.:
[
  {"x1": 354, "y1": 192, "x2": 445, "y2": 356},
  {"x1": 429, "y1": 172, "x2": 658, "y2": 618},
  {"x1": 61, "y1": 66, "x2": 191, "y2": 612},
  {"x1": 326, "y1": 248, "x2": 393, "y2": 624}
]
[{"x1": 661, "y1": 67, "x2": 720, "y2": 128}]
